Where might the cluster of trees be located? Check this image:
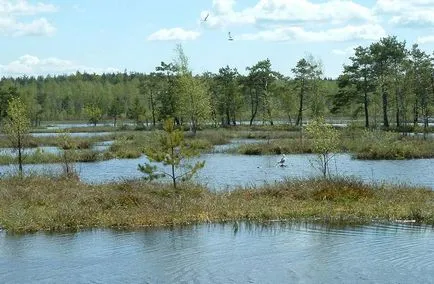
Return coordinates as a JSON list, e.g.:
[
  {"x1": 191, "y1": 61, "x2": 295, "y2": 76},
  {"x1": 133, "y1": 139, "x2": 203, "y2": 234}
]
[
  {"x1": 0, "y1": 45, "x2": 334, "y2": 130},
  {"x1": 334, "y1": 36, "x2": 434, "y2": 132},
  {"x1": 0, "y1": 36, "x2": 433, "y2": 131}
]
